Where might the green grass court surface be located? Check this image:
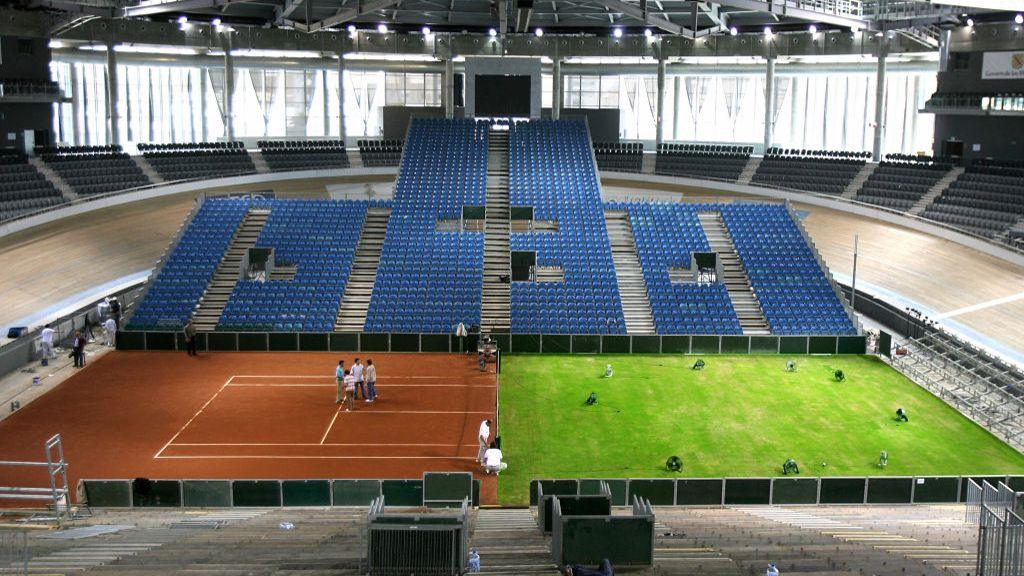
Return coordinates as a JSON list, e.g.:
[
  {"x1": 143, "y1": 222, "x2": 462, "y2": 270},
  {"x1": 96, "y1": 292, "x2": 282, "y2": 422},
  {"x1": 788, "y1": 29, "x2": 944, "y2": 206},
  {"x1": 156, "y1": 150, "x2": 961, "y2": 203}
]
[{"x1": 496, "y1": 354, "x2": 1024, "y2": 505}]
